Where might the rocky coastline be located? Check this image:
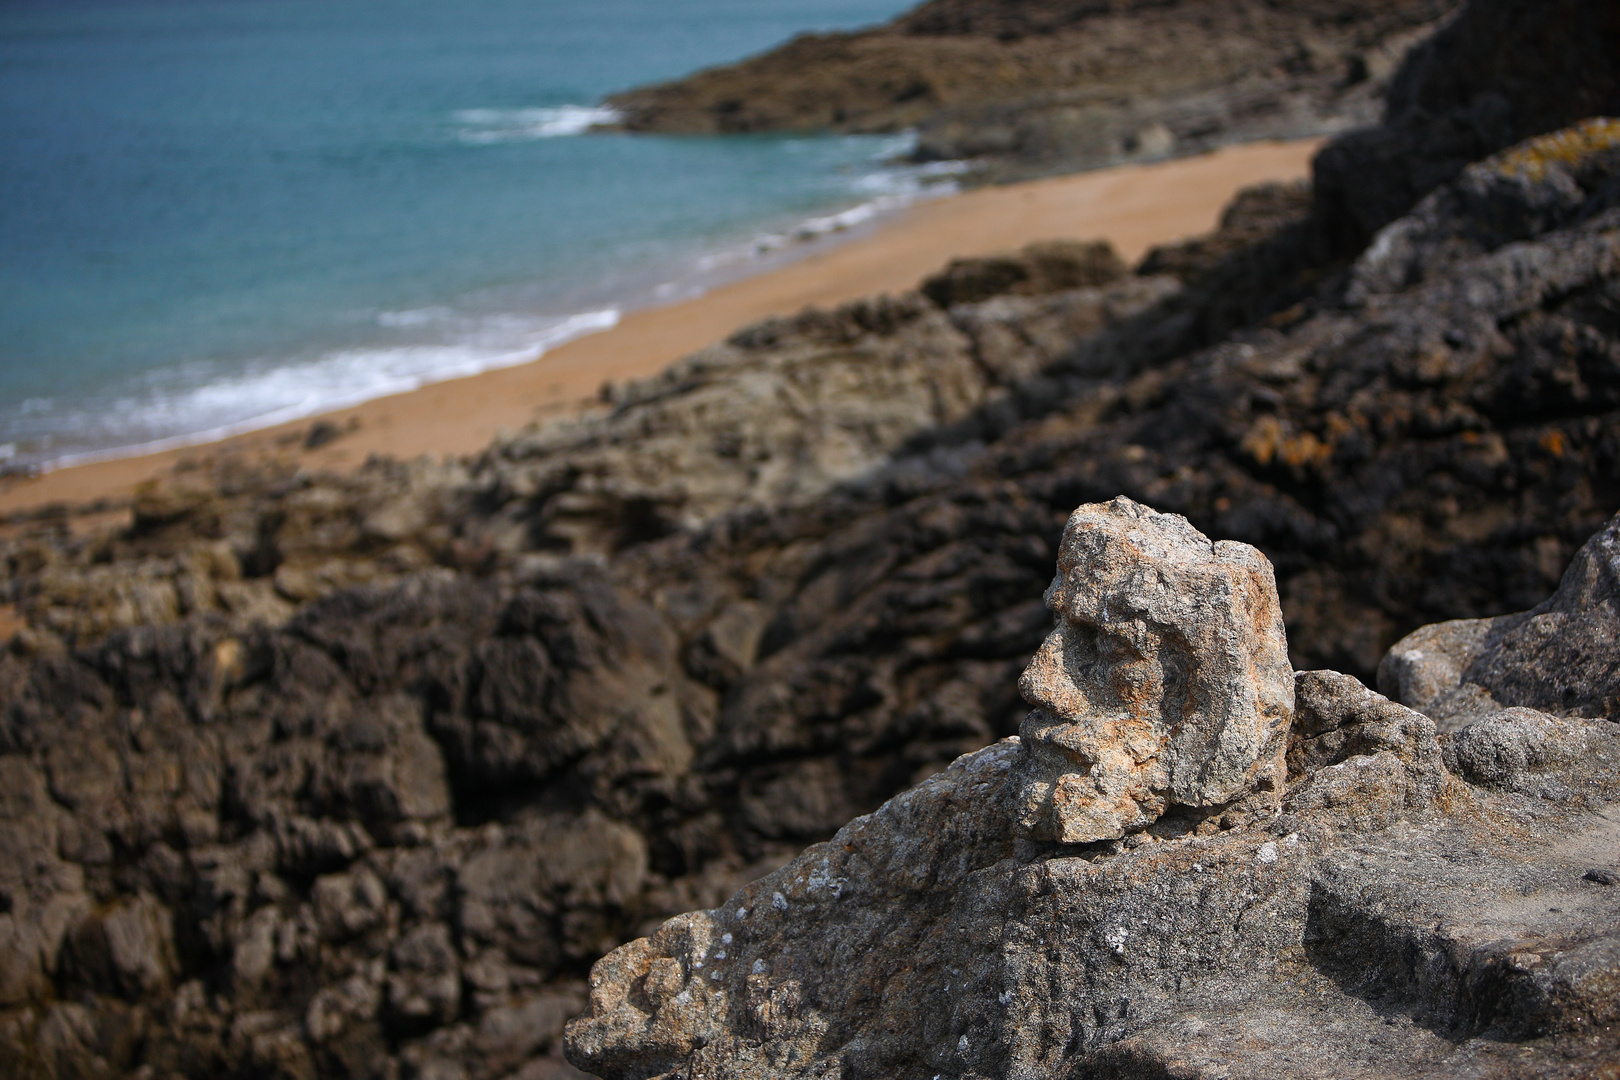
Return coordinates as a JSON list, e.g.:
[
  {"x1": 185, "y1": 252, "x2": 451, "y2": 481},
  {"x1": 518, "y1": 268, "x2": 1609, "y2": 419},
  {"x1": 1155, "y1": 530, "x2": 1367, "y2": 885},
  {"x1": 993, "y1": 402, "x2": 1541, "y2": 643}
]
[
  {"x1": 603, "y1": 0, "x2": 1460, "y2": 179},
  {"x1": 3, "y1": 0, "x2": 1620, "y2": 1077}
]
